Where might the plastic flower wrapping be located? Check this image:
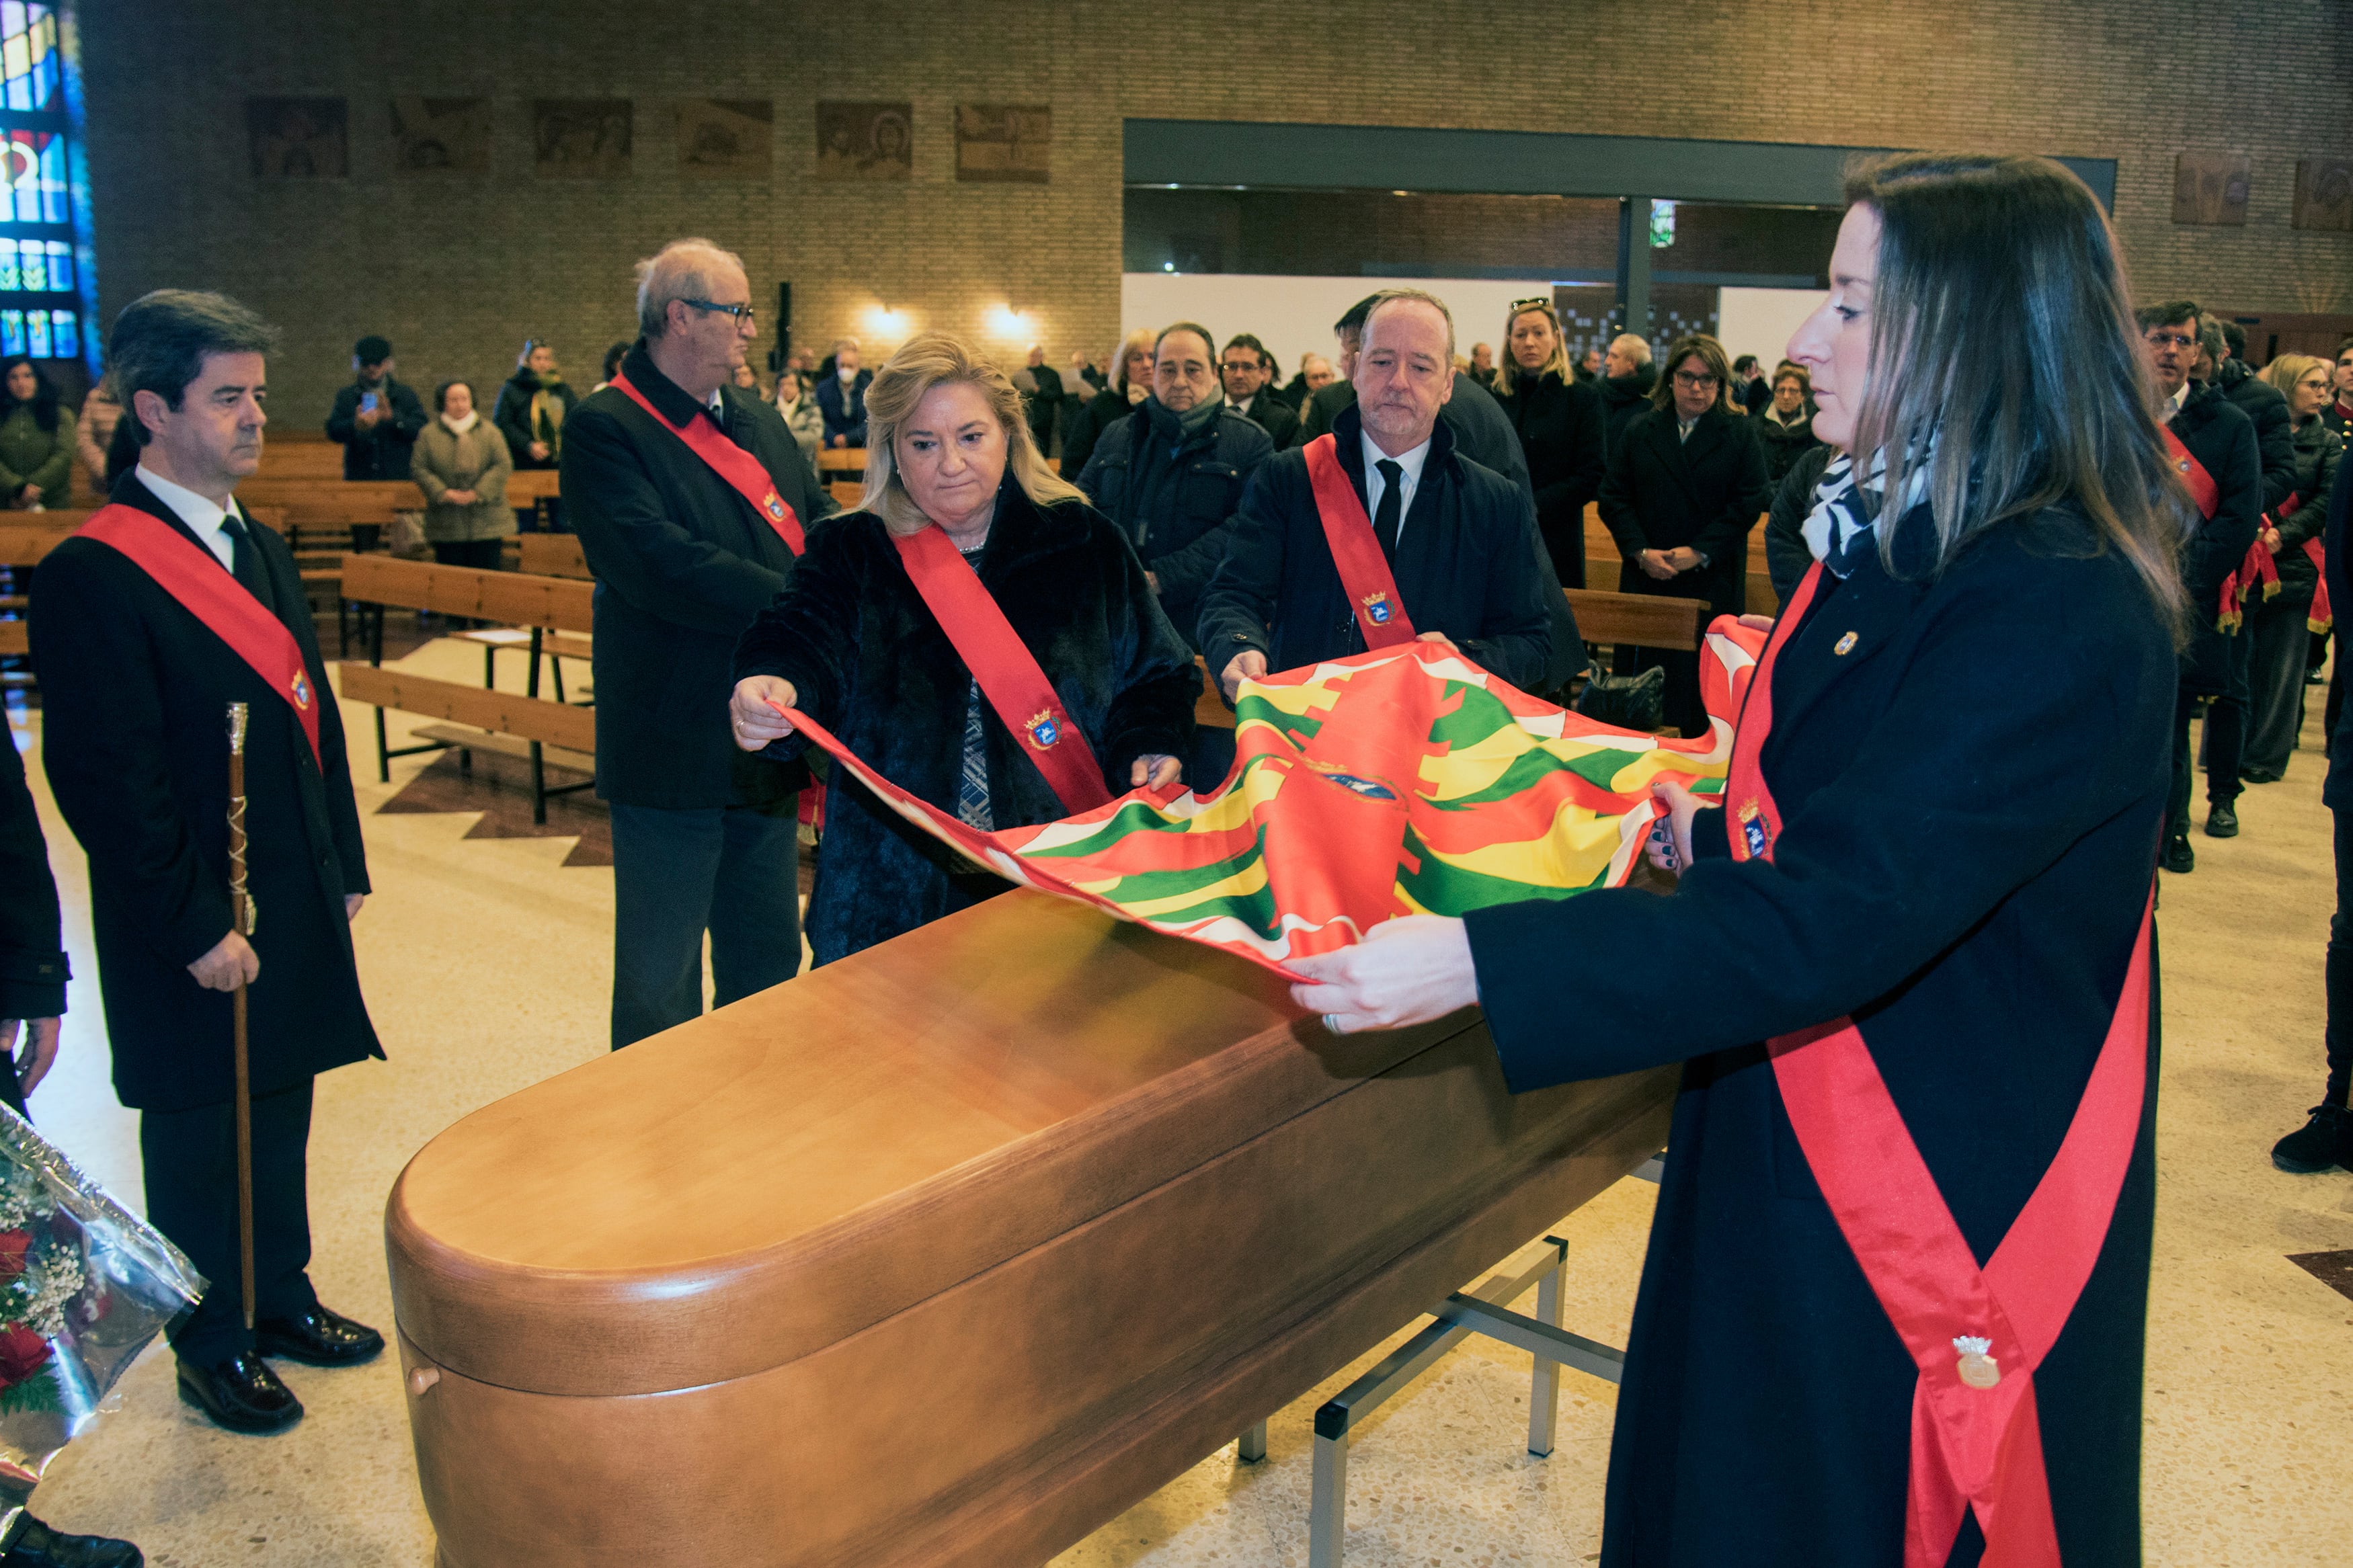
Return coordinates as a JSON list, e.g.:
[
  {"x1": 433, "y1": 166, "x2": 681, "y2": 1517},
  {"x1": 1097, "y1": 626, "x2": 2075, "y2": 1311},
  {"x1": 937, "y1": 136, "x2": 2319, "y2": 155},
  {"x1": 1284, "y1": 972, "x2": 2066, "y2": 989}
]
[{"x1": 0, "y1": 1105, "x2": 203, "y2": 1538}]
